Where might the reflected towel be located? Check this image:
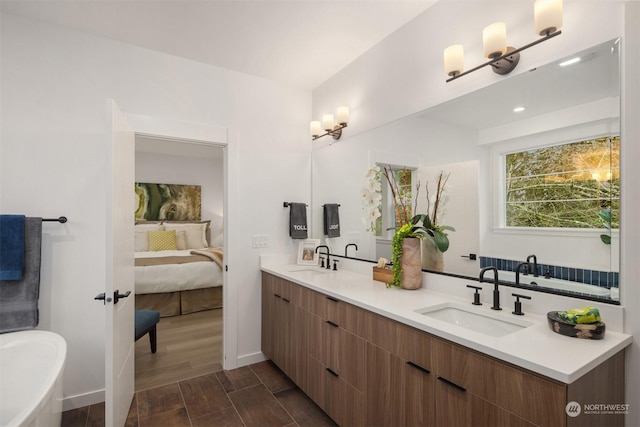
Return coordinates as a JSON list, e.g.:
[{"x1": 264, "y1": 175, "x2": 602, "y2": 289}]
[
  {"x1": 323, "y1": 204, "x2": 341, "y2": 238},
  {"x1": 0, "y1": 217, "x2": 42, "y2": 333},
  {"x1": 0, "y1": 214, "x2": 25, "y2": 280},
  {"x1": 289, "y1": 203, "x2": 308, "y2": 239}
]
